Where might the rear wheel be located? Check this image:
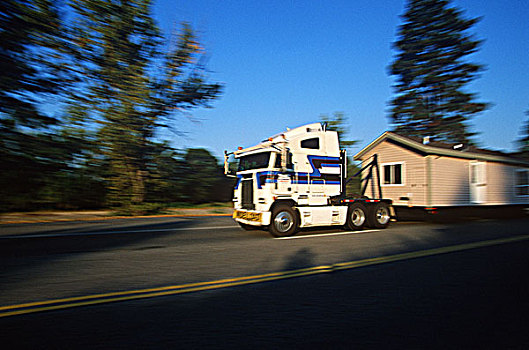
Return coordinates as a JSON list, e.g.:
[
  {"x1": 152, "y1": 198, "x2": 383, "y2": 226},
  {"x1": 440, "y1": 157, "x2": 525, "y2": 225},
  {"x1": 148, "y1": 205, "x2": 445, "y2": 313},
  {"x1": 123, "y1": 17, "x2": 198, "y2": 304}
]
[
  {"x1": 368, "y1": 202, "x2": 391, "y2": 229},
  {"x1": 346, "y1": 203, "x2": 367, "y2": 230},
  {"x1": 269, "y1": 205, "x2": 299, "y2": 237}
]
